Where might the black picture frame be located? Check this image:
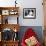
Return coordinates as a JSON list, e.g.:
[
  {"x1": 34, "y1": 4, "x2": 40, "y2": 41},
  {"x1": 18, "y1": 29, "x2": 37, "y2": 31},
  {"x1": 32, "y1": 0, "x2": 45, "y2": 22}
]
[{"x1": 23, "y1": 8, "x2": 36, "y2": 19}]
